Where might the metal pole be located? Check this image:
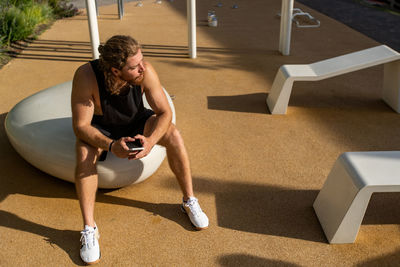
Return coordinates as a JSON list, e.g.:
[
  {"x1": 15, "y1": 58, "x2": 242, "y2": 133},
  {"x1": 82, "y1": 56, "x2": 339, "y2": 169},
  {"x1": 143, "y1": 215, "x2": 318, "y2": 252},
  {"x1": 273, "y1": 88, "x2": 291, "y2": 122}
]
[
  {"x1": 279, "y1": 0, "x2": 293, "y2": 56},
  {"x1": 187, "y1": 0, "x2": 196, "y2": 59},
  {"x1": 95, "y1": 0, "x2": 99, "y2": 16},
  {"x1": 118, "y1": 0, "x2": 124, "y2": 20},
  {"x1": 85, "y1": 0, "x2": 100, "y2": 59}
]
